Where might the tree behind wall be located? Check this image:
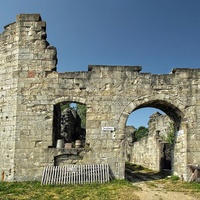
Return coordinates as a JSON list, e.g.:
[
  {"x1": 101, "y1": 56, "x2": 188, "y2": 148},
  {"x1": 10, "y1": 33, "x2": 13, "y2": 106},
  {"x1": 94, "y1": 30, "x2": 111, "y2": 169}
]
[
  {"x1": 135, "y1": 126, "x2": 148, "y2": 141},
  {"x1": 76, "y1": 104, "x2": 86, "y2": 128}
]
